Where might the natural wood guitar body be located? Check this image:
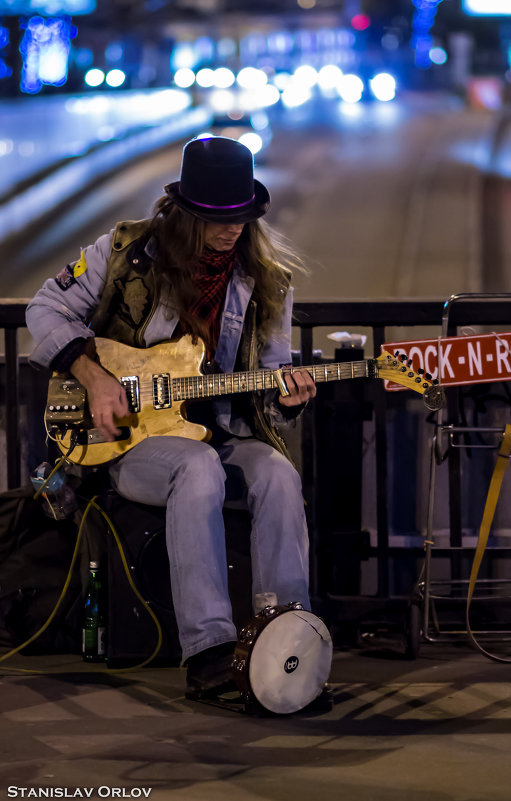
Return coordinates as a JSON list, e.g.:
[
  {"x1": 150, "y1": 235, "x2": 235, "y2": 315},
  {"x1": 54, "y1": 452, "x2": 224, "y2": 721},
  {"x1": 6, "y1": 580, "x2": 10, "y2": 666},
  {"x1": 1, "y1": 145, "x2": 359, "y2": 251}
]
[{"x1": 52, "y1": 337, "x2": 210, "y2": 466}]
